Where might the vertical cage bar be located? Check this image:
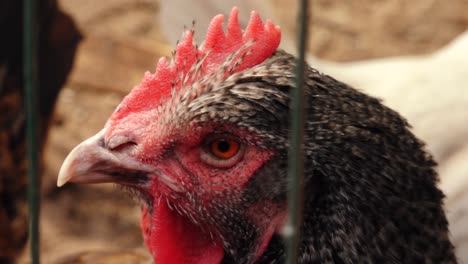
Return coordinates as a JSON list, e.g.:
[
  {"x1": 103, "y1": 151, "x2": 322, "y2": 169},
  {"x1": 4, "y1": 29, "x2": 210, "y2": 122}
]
[
  {"x1": 23, "y1": 0, "x2": 40, "y2": 263},
  {"x1": 285, "y1": 0, "x2": 310, "y2": 263}
]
